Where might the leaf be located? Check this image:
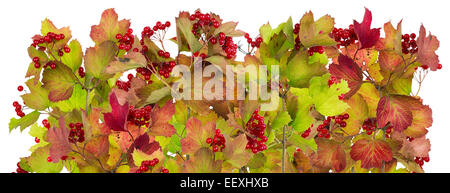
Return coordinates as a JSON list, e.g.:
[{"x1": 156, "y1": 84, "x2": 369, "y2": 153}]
[
  {"x1": 402, "y1": 97, "x2": 433, "y2": 138},
  {"x1": 26, "y1": 146, "x2": 64, "y2": 173},
  {"x1": 399, "y1": 136, "x2": 431, "y2": 159},
  {"x1": 329, "y1": 54, "x2": 363, "y2": 99},
  {"x1": 288, "y1": 134, "x2": 317, "y2": 152},
  {"x1": 90, "y1": 8, "x2": 130, "y2": 45},
  {"x1": 53, "y1": 84, "x2": 93, "y2": 112},
  {"x1": 353, "y1": 8, "x2": 380, "y2": 49},
  {"x1": 149, "y1": 100, "x2": 176, "y2": 137},
  {"x1": 176, "y1": 13, "x2": 202, "y2": 52},
  {"x1": 41, "y1": 18, "x2": 72, "y2": 50},
  {"x1": 376, "y1": 95, "x2": 413, "y2": 132},
  {"x1": 271, "y1": 111, "x2": 292, "y2": 131},
  {"x1": 259, "y1": 17, "x2": 294, "y2": 45},
  {"x1": 180, "y1": 117, "x2": 216, "y2": 154},
  {"x1": 29, "y1": 123, "x2": 48, "y2": 141},
  {"x1": 290, "y1": 88, "x2": 314, "y2": 133},
  {"x1": 379, "y1": 51, "x2": 403, "y2": 72},
  {"x1": 309, "y1": 74, "x2": 350, "y2": 116},
  {"x1": 342, "y1": 94, "x2": 369, "y2": 136},
  {"x1": 42, "y1": 62, "x2": 77, "y2": 102},
  {"x1": 350, "y1": 138, "x2": 393, "y2": 169},
  {"x1": 214, "y1": 21, "x2": 245, "y2": 37},
  {"x1": 299, "y1": 11, "x2": 336, "y2": 47},
  {"x1": 293, "y1": 148, "x2": 313, "y2": 173},
  {"x1": 61, "y1": 40, "x2": 83, "y2": 71},
  {"x1": 103, "y1": 92, "x2": 129, "y2": 132},
  {"x1": 313, "y1": 138, "x2": 346, "y2": 172},
  {"x1": 21, "y1": 78, "x2": 50, "y2": 111},
  {"x1": 84, "y1": 41, "x2": 119, "y2": 80},
  {"x1": 357, "y1": 83, "x2": 380, "y2": 118},
  {"x1": 287, "y1": 51, "x2": 328, "y2": 88},
  {"x1": 416, "y1": 25, "x2": 440, "y2": 71},
  {"x1": 105, "y1": 52, "x2": 147, "y2": 75},
  {"x1": 184, "y1": 148, "x2": 222, "y2": 173},
  {"x1": 47, "y1": 117, "x2": 71, "y2": 163},
  {"x1": 223, "y1": 134, "x2": 251, "y2": 168},
  {"x1": 381, "y1": 21, "x2": 403, "y2": 54},
  {"x1": 132, "y1": 148, "x2": 164, "y2": 167},
  {"x1": 9, "y1": 111, "x2": 41, "y2": 132}
]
